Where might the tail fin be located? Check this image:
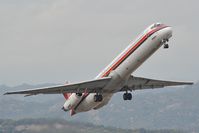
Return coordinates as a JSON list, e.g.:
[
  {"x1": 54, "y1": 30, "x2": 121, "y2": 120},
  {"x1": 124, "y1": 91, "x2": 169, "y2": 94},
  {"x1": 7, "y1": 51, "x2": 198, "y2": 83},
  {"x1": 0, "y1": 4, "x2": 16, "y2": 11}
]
[{"x1": 63, "y1": 93, "x2": 71, "y2": 100}]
